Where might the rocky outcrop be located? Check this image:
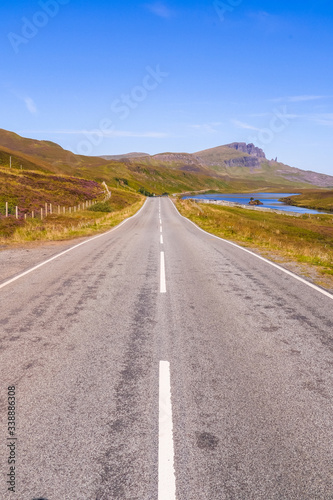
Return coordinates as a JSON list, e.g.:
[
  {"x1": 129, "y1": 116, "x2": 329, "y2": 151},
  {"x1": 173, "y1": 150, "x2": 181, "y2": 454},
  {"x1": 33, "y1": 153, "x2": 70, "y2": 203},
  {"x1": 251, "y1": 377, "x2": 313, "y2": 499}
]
[
  {"x1": 225, "y1": 156, "x2": 261, "y2": 169},
  {"x1": 226, "y1": 142, "x2": 266, "y2": 159},
  {"x1": 152, "y1": 153, "x2": 204, "y2": 171}
]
